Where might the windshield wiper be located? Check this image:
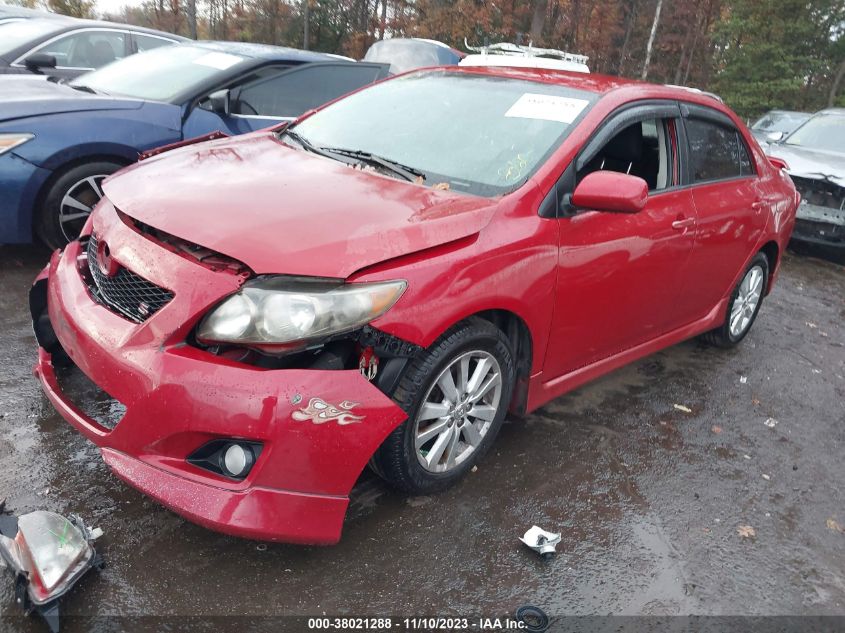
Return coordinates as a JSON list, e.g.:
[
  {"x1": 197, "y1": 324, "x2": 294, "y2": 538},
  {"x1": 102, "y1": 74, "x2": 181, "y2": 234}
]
[
  {"x1": 319, "y1": 147, "x2": 426, "y2": 182},
  {"x1": 280, "y1": 128, "x2": 341, "y2": 162}
]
